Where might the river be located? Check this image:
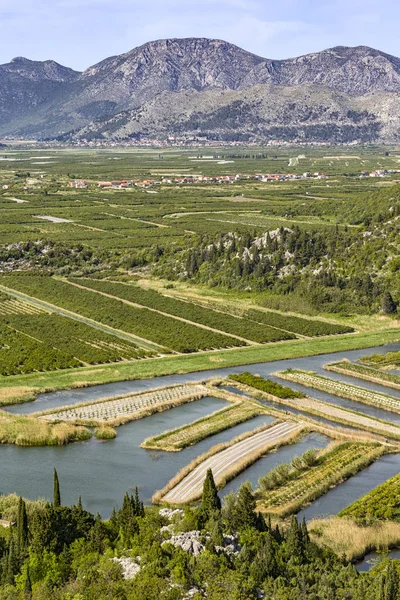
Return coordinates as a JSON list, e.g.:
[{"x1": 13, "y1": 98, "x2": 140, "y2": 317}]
[{"x1": 1, "y1": 343, "x2": 399, "y2": 516}]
